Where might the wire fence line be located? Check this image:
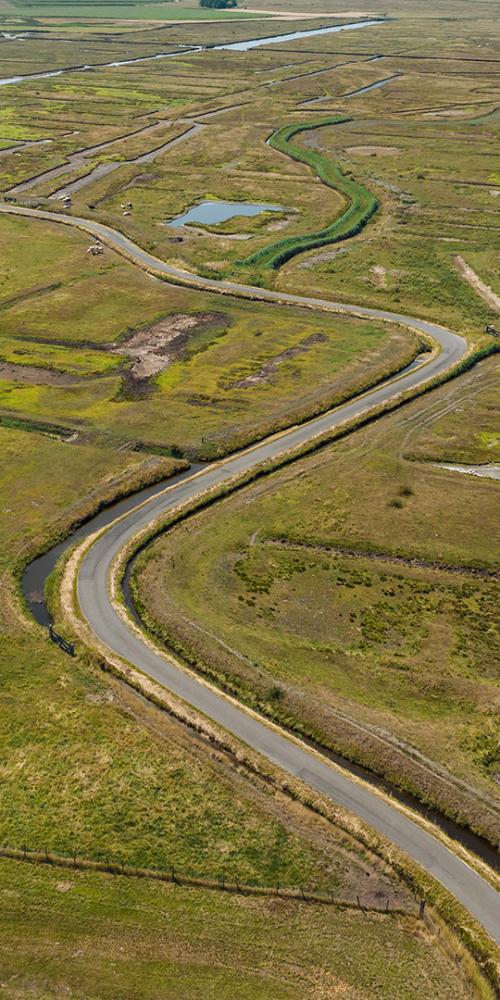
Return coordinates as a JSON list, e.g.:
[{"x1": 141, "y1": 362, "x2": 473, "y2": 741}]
[{"x1": 0, "y1": 843, "x2": 418, "y2": 916}]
